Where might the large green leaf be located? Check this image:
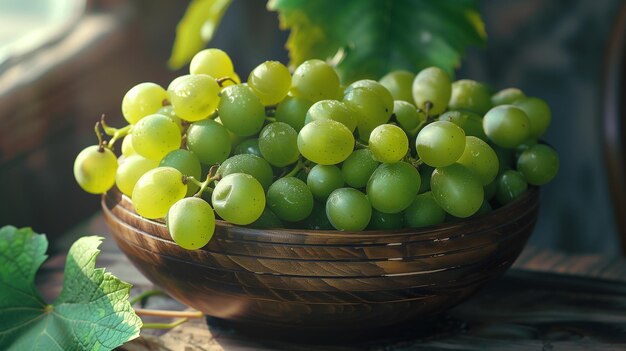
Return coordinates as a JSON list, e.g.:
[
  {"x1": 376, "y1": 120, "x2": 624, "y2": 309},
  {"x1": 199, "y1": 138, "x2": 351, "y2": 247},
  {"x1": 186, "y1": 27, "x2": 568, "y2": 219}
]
[
  {"x1": 169, "y1": 0, "x2": 233, "y2": 69},
  {"x1": 0, "y1": 226, "x2": 142, "y2": 351},
  {"x1": 268, "y1": 0, "x2": 486, "y2": 82}
]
